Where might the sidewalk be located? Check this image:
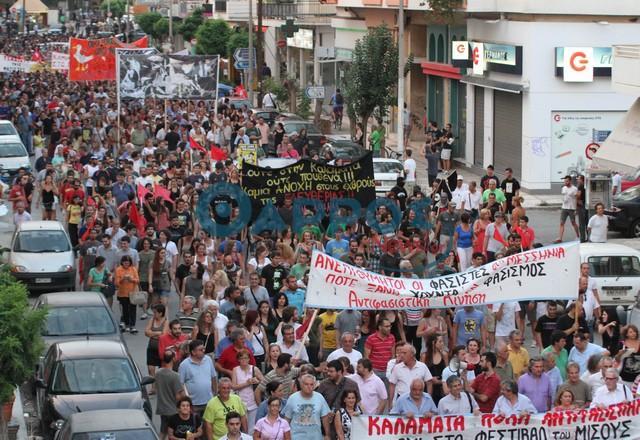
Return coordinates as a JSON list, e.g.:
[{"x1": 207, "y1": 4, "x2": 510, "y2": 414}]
[{"x1": 384, "y1": 132, "x2": 563, "y2": 208}]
